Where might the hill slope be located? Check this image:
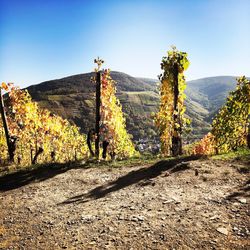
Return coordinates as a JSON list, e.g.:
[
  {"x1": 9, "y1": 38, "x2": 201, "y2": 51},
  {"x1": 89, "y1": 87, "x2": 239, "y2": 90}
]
[{"x1": 26, "y1": 73, "x2": 238, "y2": 141}]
